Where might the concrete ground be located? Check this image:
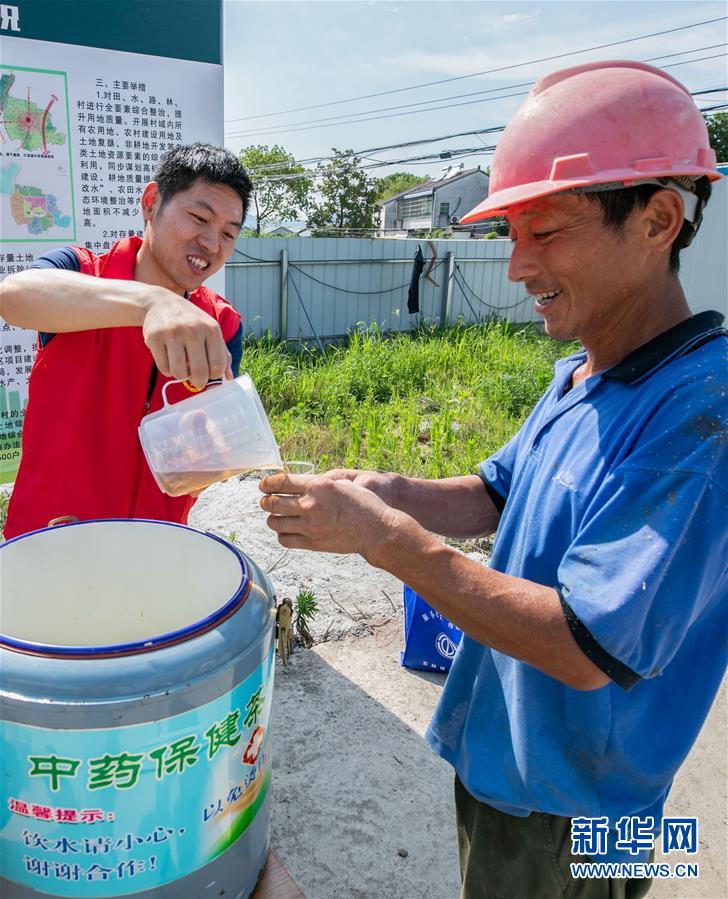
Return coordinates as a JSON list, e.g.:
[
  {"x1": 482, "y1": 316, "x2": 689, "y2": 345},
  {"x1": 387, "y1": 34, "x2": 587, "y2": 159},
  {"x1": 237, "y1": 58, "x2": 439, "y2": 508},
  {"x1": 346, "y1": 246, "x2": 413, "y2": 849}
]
[{"x1": 269, "y1": 630, "x2": 727, "y2": 899}]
